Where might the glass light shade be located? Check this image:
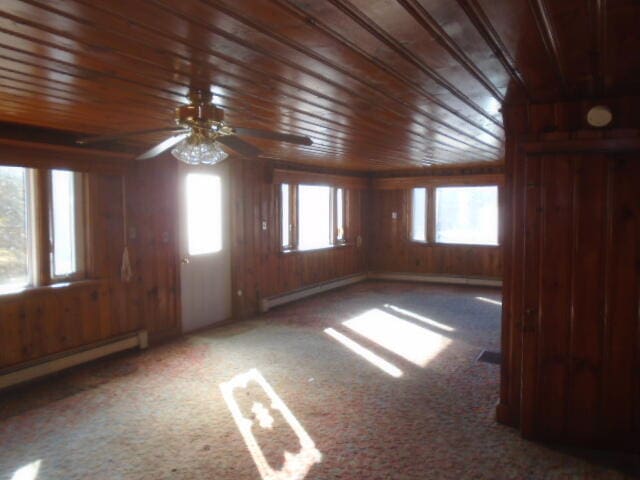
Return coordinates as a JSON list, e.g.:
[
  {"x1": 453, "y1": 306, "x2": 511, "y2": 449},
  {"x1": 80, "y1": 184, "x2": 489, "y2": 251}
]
[{"x1": 171, "y1": 136, "x2": 229, "y2": 165}]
